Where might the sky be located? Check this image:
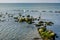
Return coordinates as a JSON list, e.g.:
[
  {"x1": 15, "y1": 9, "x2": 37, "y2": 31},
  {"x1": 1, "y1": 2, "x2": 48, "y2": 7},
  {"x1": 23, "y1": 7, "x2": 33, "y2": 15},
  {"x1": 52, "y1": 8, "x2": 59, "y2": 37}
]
[{"x1": 0, "y1": 0, "x2": 60, "y2": 3}]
